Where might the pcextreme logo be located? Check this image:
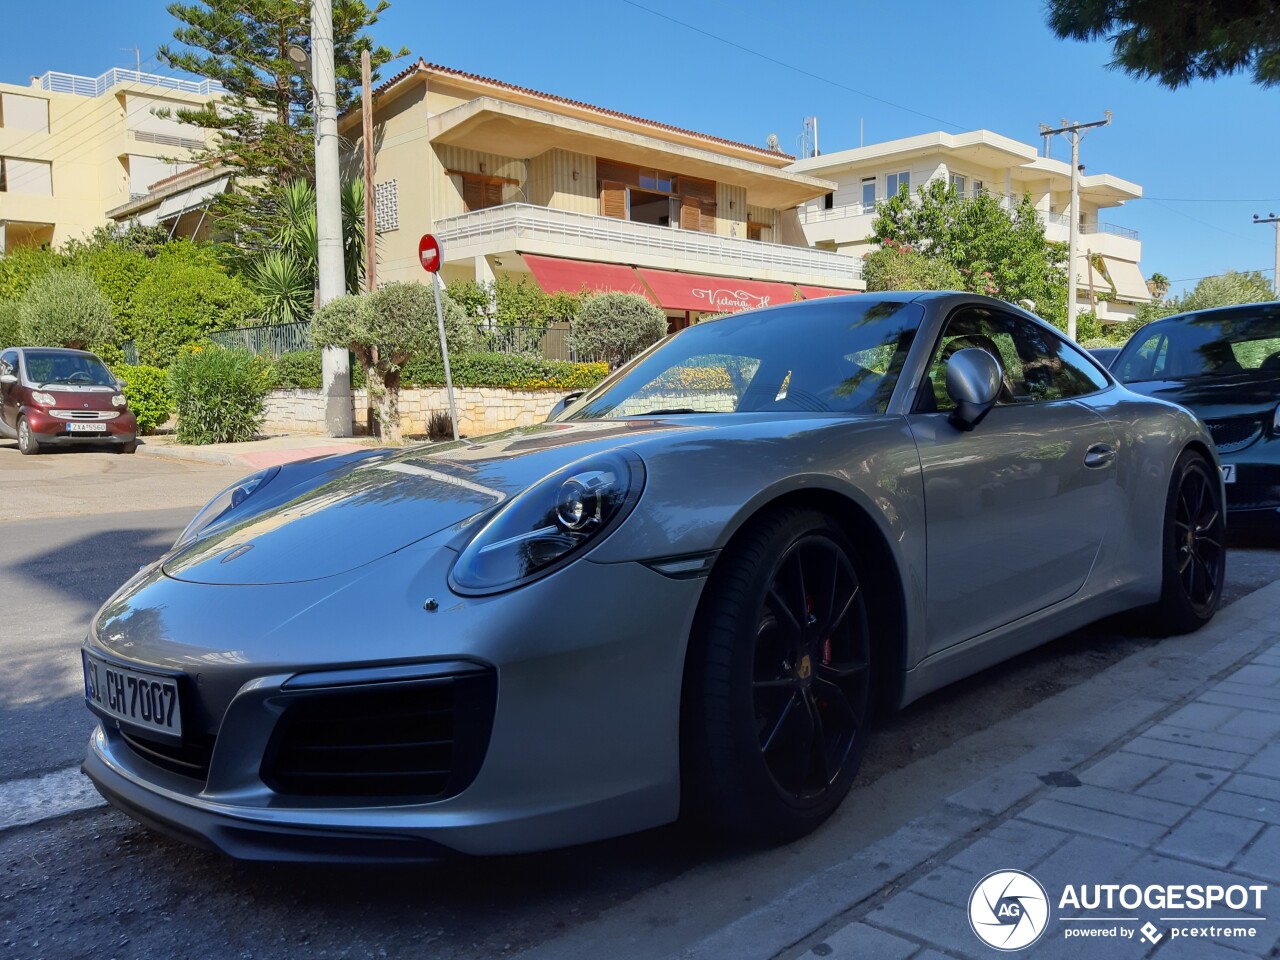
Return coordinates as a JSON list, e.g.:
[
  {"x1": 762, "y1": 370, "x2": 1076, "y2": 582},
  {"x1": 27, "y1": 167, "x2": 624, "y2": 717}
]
[
  {"x1": 967, "y1": 870, "x2": 1270, "y2": 951},
  {"x1": 969, "y1": 870, "x2": 1050, "y2": 951}
]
